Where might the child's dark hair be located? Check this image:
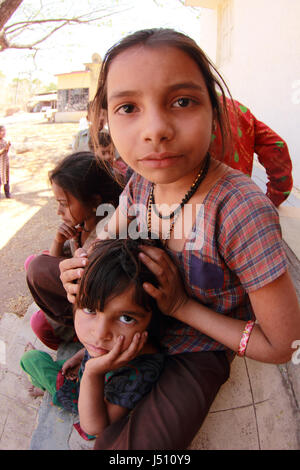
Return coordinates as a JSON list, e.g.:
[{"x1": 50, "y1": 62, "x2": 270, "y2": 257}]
[
  {"x1": 76, "y1": 237, "x2": 164, "y2": 347},
  {"x1": 48, "y1": 151, "x2": 121, "y2": 208},
  {"x1": 90, "y1": 27, "x2": 233, "y2": 163}
]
